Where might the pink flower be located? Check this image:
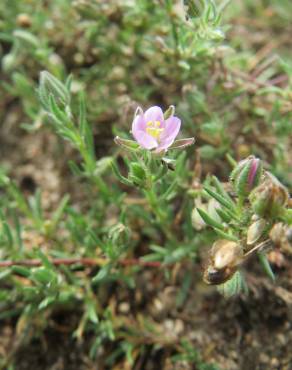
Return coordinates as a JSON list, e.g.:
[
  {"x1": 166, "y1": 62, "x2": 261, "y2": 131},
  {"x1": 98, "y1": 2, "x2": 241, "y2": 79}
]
[{"x1": 131, "y1": 106, "x2": 181, "y2": 152}]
